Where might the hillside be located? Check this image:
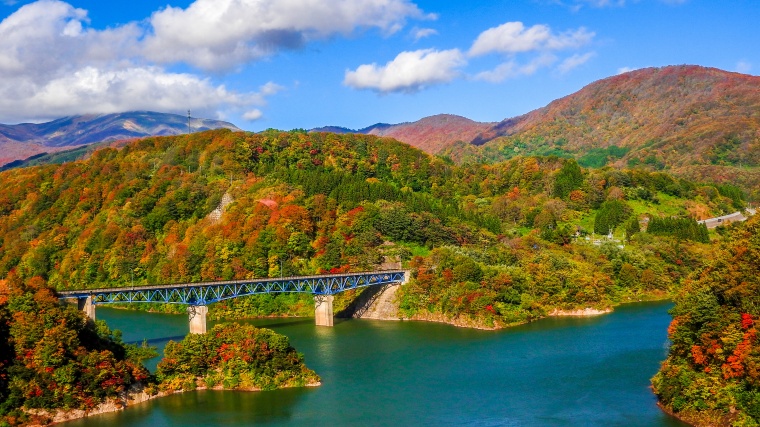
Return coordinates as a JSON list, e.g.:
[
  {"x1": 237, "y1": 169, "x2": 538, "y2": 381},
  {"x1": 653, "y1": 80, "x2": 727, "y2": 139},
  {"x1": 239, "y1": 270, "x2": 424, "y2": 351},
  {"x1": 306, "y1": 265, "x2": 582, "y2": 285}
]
[
  {"x1": 316, "y1": 66, "x2": 760, "y2": 198},
  {"x1": 0, "y1": 129, "x2": 743, "y2": 327},
  {"x1": 447, "y1": 65, "x2": 760, "y2": 197},
  {"x1": 652, "y1": 214, "x2": 760, "y2": 426},
  {"x1": 0, "y1": 111, "x2": 240, "y2": 167},
  {"x1": 312, "y1": 114, "x2": 494, "y2": 154}
]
